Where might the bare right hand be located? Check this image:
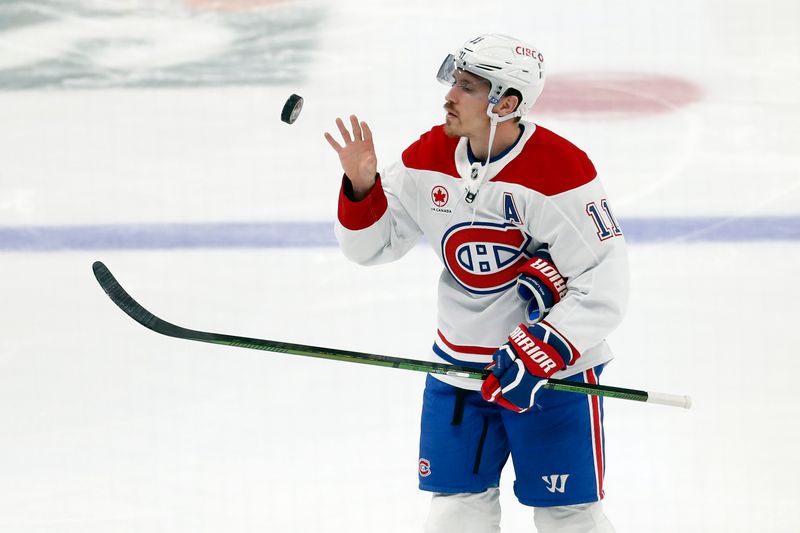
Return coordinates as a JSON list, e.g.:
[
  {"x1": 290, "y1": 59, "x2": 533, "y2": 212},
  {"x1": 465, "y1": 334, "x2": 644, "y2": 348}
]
[{"x1": 324, "y1": 115, "x2": 377, "y2": 201}]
